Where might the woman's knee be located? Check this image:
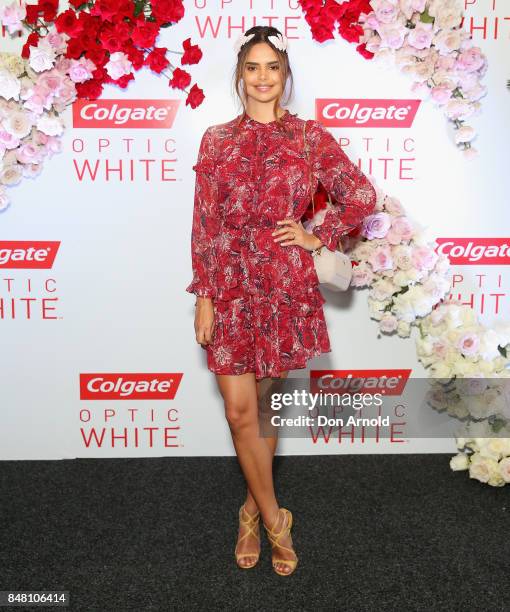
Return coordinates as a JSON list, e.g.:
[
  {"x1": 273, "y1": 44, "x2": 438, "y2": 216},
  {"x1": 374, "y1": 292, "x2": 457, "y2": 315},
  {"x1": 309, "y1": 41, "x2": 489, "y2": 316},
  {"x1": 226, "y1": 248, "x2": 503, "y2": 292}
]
[{"x1": 224, "y1": 398, "x2": 256, "y2": 432}]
